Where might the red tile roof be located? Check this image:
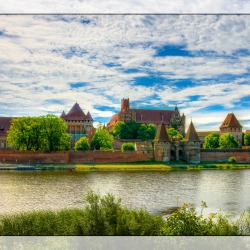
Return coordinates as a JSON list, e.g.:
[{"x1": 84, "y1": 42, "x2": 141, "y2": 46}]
[
  {"x1": 185, "y1": 121, "x2": 200, "y2": 142},
  {"x1": 154, "y1": 122, "x2": 170, "y2": 142},
  {"x1": 133, "y1": 109, "x2": 173, "y2": 125},
  {"x1": 220, "y1": 113, "x2": 242, "y2": 128}
]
